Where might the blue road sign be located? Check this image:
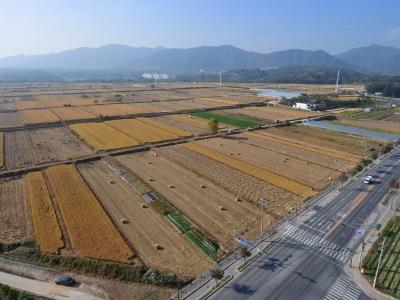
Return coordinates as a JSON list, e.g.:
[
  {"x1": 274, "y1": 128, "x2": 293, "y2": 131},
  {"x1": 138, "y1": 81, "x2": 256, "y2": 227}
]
[
  {"x1": 239, "y1": 238, "x2": 249, "y2": 247},
  {"x1": 355, "y1": 228, "x2": 365, "y2": 236}
]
